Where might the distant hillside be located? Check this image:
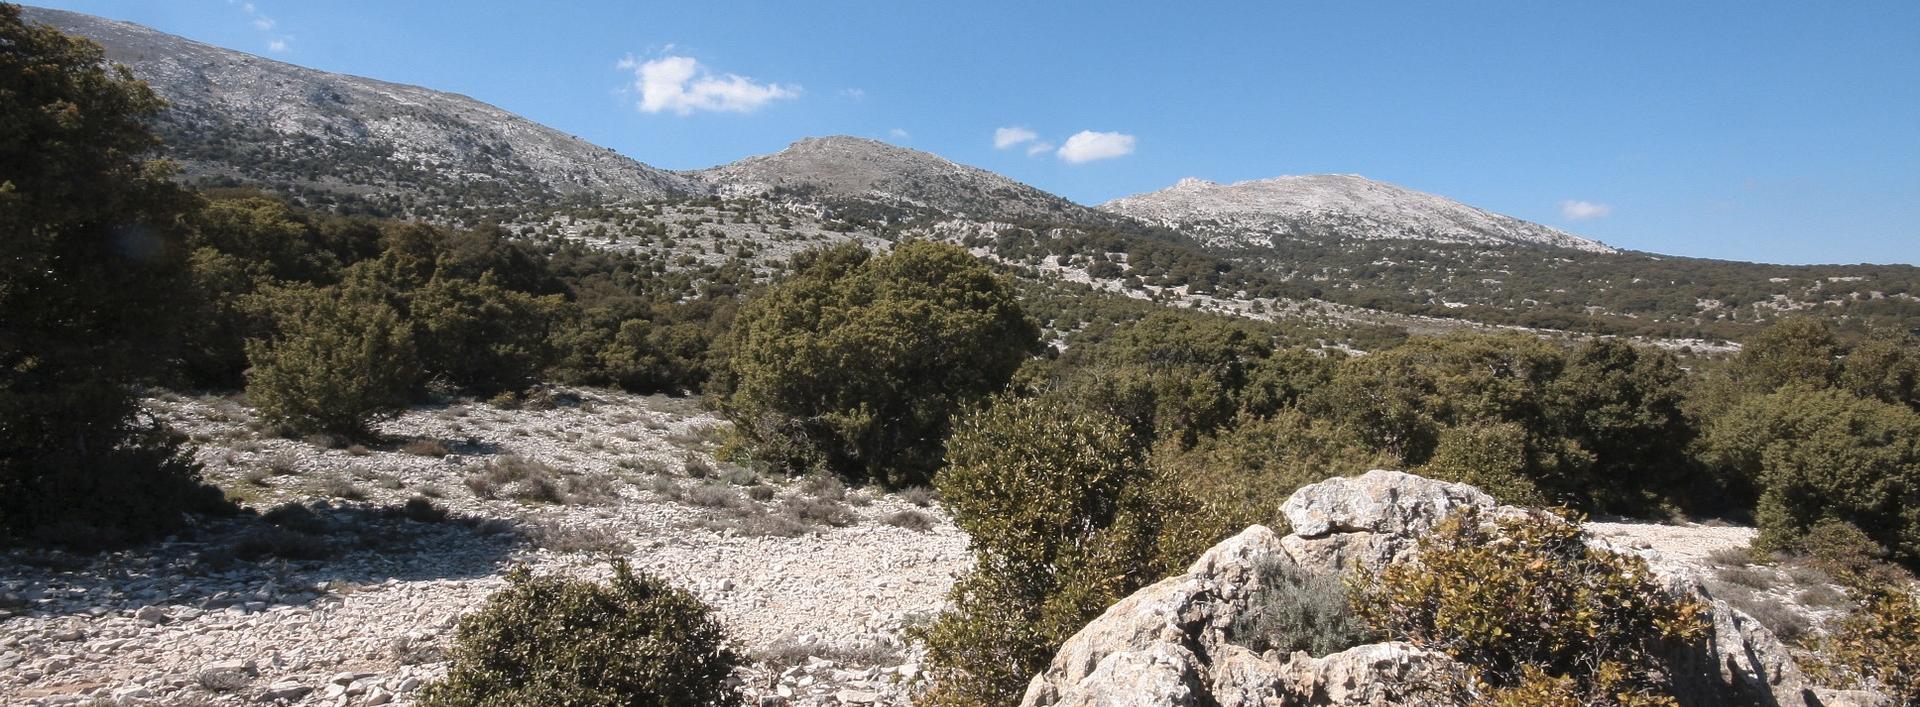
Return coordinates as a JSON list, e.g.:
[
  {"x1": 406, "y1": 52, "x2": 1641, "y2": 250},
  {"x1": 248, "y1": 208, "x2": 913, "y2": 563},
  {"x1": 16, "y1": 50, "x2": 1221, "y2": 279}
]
[
  {"x1": 22, "y1": 6, "x2": 704, "y2": 217},
  {"x1": 1102, "y1": 174, "x2": 1614, "y2": 253},
  {"x1": 695, "y1": 136, "x2": 1105, "y2": 224}
]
